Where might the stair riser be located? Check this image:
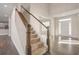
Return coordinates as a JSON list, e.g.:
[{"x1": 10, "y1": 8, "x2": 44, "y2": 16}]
[
  {"x1": 30, "y1": 30, "x2": 35, "y2": 34},
  {"x1": 31, "y1": 39, "x2": 40, "y2": 44},
  {"x1": 31, "y1": 43, "x2": 43, "y2": 51},
  {"x1": 31, "y1": 28, "x2": 33, "y2": 30},
  {"x1": 31, "y1": 32, "x2": 35, "y2": 34},
  {"x1": 32, "y1": 47, "x2": 48, "y2": 55},
  {"x1": 31, "y1": 35, "x2": 37, "y2": 38}
]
